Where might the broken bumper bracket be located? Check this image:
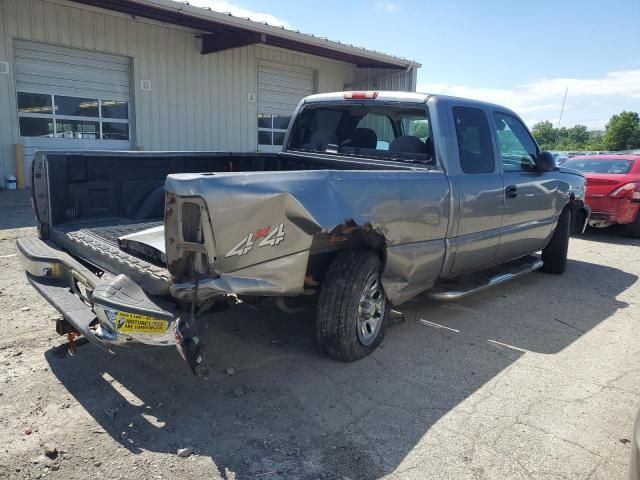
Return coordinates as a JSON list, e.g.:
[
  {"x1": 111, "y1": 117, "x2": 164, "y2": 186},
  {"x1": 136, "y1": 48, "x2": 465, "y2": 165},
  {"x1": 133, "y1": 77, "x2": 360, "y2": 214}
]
[
  {"x1": 174, "y1": 316, "x2": 206, "y2": 376},
  {"x1": 174, "y1": 281, "x2": 207, "y2": 376}
]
